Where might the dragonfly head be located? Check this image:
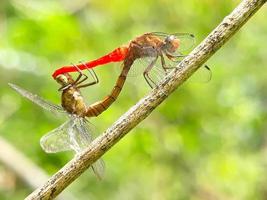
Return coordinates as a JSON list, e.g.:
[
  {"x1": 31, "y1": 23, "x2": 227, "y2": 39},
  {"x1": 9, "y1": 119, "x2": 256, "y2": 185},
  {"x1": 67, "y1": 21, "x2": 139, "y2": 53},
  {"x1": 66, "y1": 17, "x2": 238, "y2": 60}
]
[
  {"x1": 55, "y1": 73, "x2": 74, "y2": 87},
  {"x1": 163, "y1": 35, "x2": 180, "y2": 53}
]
